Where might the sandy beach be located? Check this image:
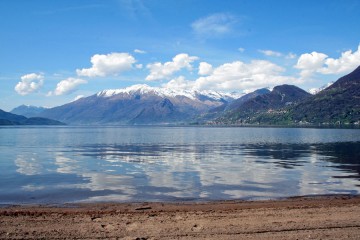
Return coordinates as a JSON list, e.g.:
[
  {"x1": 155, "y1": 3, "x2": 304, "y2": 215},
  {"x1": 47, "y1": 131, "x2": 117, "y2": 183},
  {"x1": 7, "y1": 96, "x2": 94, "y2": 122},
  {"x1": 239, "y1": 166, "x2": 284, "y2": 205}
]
[{"x1": 1, "y1": 195, "x2": 360, "y2": 239}]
